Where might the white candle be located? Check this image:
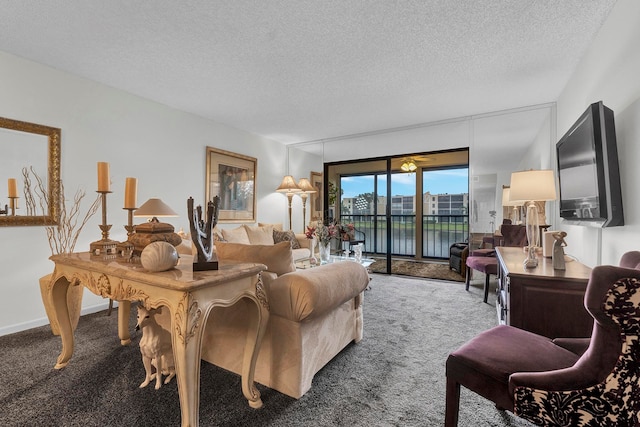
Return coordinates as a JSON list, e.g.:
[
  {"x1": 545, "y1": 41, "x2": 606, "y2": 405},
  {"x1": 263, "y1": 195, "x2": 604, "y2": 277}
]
[
  {"x1": 7, "y1": 178, "x2": 18, "y2": 198},
  {"x1": 97, "y1": 162, "x2": 110, "y2": 192},
  {"x1": 124, "y1": 177, "x2": 137, "y2": 209}
]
